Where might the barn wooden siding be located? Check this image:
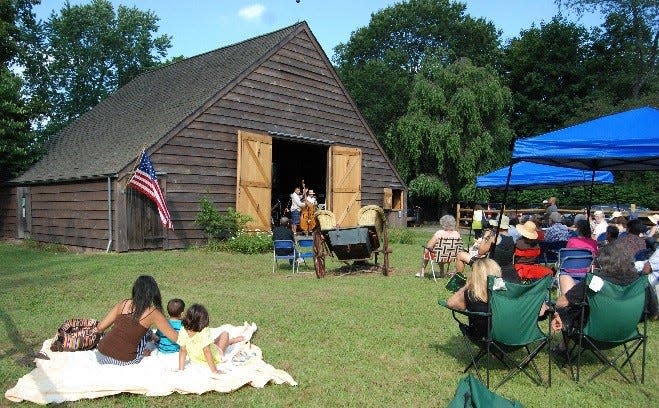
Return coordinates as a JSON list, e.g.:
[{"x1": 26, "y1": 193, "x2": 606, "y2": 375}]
[
  {"x1": 28, "y1": 181, "x2": 112, "y2": 249},
  {"x1": 153, "y1": 30, "x2": 402, "y2": 249}
]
